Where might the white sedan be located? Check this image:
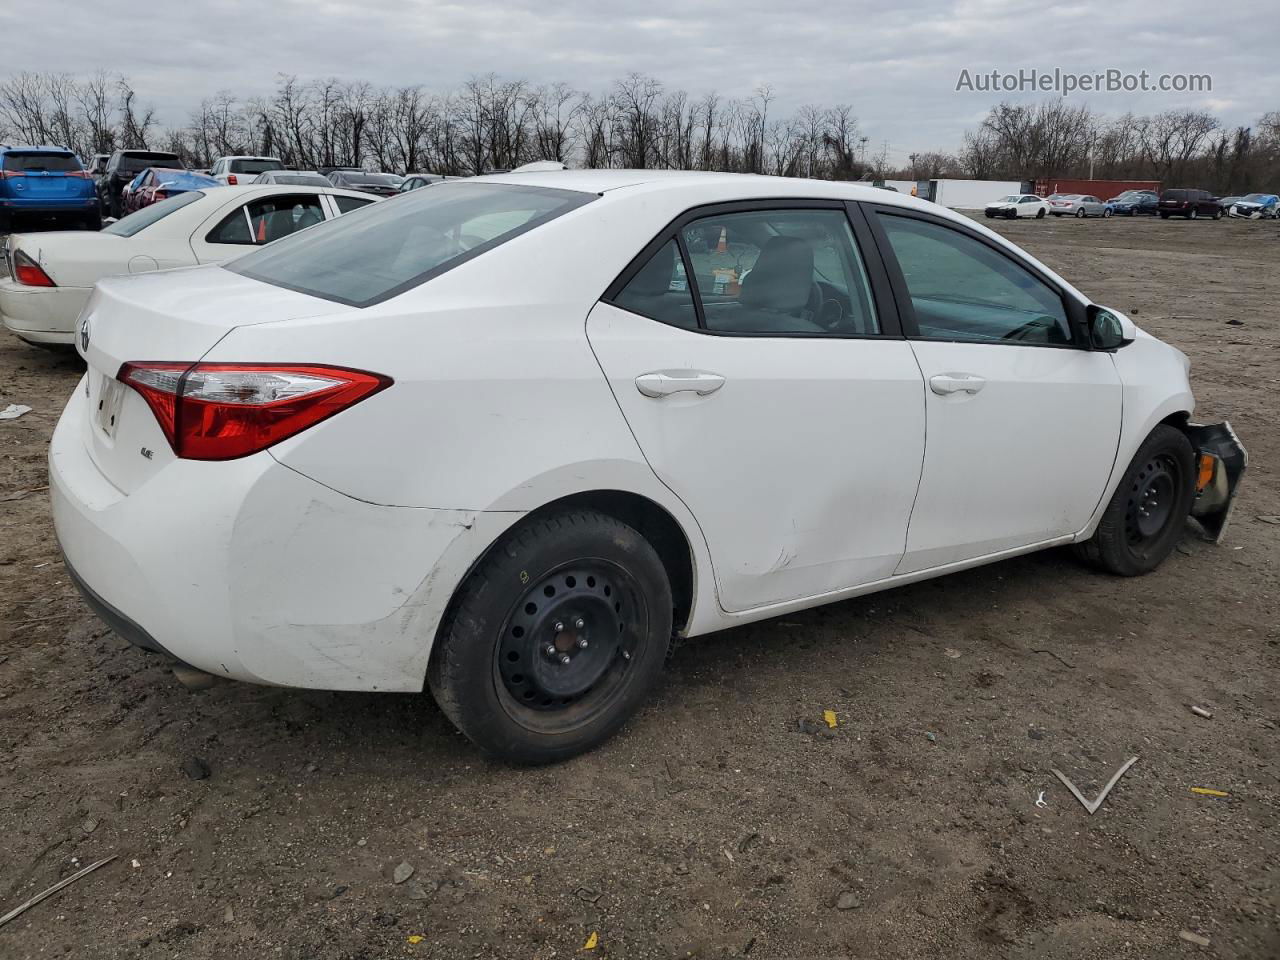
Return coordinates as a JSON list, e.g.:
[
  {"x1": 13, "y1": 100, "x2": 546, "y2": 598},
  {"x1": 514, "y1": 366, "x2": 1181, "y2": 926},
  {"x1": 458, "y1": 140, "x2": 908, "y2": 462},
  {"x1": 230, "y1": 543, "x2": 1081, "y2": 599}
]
[
  {"x1": 50, "y1": 172, "x2": 1246, "y2": 762},
  {"x1": 983, "y1": 194, "x2": 1049, "y2": 219},
  {"x1": 1, "y1": 185, "x2": 377, "y2": 346}
]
